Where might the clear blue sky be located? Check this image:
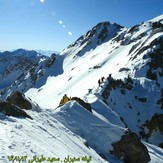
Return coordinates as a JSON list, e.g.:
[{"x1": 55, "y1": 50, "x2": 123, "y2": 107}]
[{"x1": 0, "y1": 0, "x2": 162, "y2": 52}]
